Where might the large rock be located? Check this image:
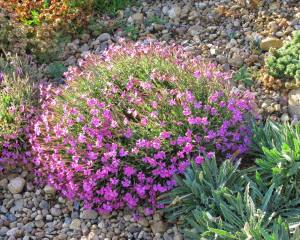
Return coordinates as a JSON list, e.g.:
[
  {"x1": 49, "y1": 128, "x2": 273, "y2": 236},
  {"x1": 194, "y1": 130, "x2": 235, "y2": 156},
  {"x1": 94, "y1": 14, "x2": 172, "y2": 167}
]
[
  {"x1": 288, "y1": 88, "x2": 300, "y2": 118},
  {"x1": 260, "y1": 37, "x2": 283, "y2": 51},
  {"x1": 97, "y1": 33, "x2": 110, "y2": 42},
  {"x1": 7, "y1": 177, "x2": 26, "y2": 194},
  {"x1": 80, "y1": 209, "x2": 98, "y2": 220},
  {"x1": 6, "y1": 227, "x2": 18, "y2": 237}
]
